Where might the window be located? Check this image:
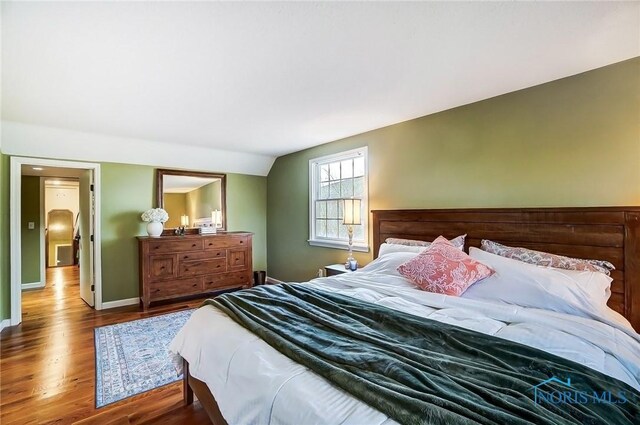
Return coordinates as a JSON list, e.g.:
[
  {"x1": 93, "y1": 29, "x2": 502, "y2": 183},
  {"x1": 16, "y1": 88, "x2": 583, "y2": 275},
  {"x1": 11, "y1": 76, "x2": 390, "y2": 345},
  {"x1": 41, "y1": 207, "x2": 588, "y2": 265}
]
[{"x1": 309, "y1": 147, "x2": 368, "y2": 251}]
